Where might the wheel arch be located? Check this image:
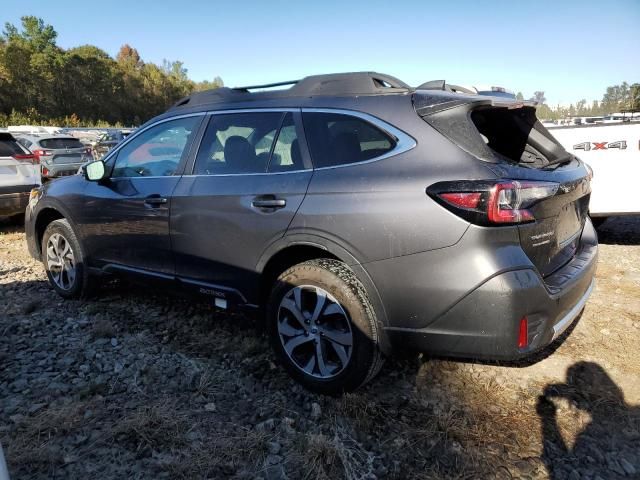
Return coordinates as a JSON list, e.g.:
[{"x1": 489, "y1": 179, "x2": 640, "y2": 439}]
[
  {"x1": 257, "y1": 236, "x2": 392, "y2": 354},
  {"x1": 34, "y1": 207, "x2": 66, "y2": 257},
  {"x1": 32, "y1": 196, "x2": 81, "y2": 256}
]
